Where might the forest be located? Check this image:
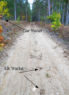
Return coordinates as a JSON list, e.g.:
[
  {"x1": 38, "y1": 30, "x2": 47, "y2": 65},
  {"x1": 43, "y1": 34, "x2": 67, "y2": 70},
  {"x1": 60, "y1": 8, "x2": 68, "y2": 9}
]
[
  {"x1": 0, "y1": 0, "x2": 69, "y2": 51},
  {"x1": 0, "y1": 0, "x2": 69, "y2": 25},
  {"x1": 32, "y1": 0, "x2": 69, "y2": 25}
]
